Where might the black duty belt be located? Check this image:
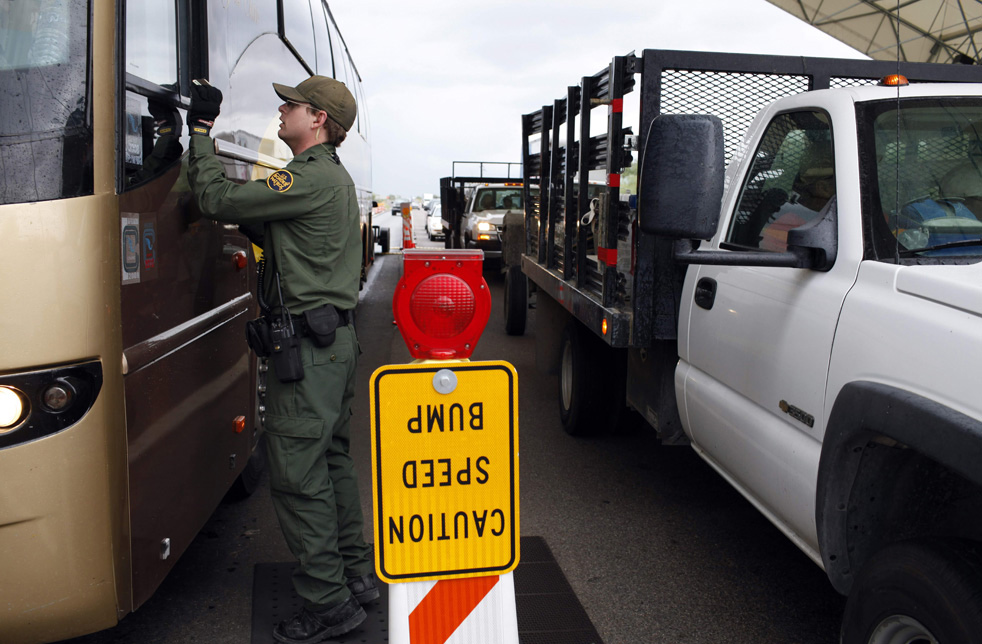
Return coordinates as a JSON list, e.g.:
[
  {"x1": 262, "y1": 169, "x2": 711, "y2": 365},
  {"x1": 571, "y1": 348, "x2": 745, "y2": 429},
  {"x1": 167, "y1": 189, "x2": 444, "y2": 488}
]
[{"x1": 290, "y1": 308, "x2": 352, "y2": 337}]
